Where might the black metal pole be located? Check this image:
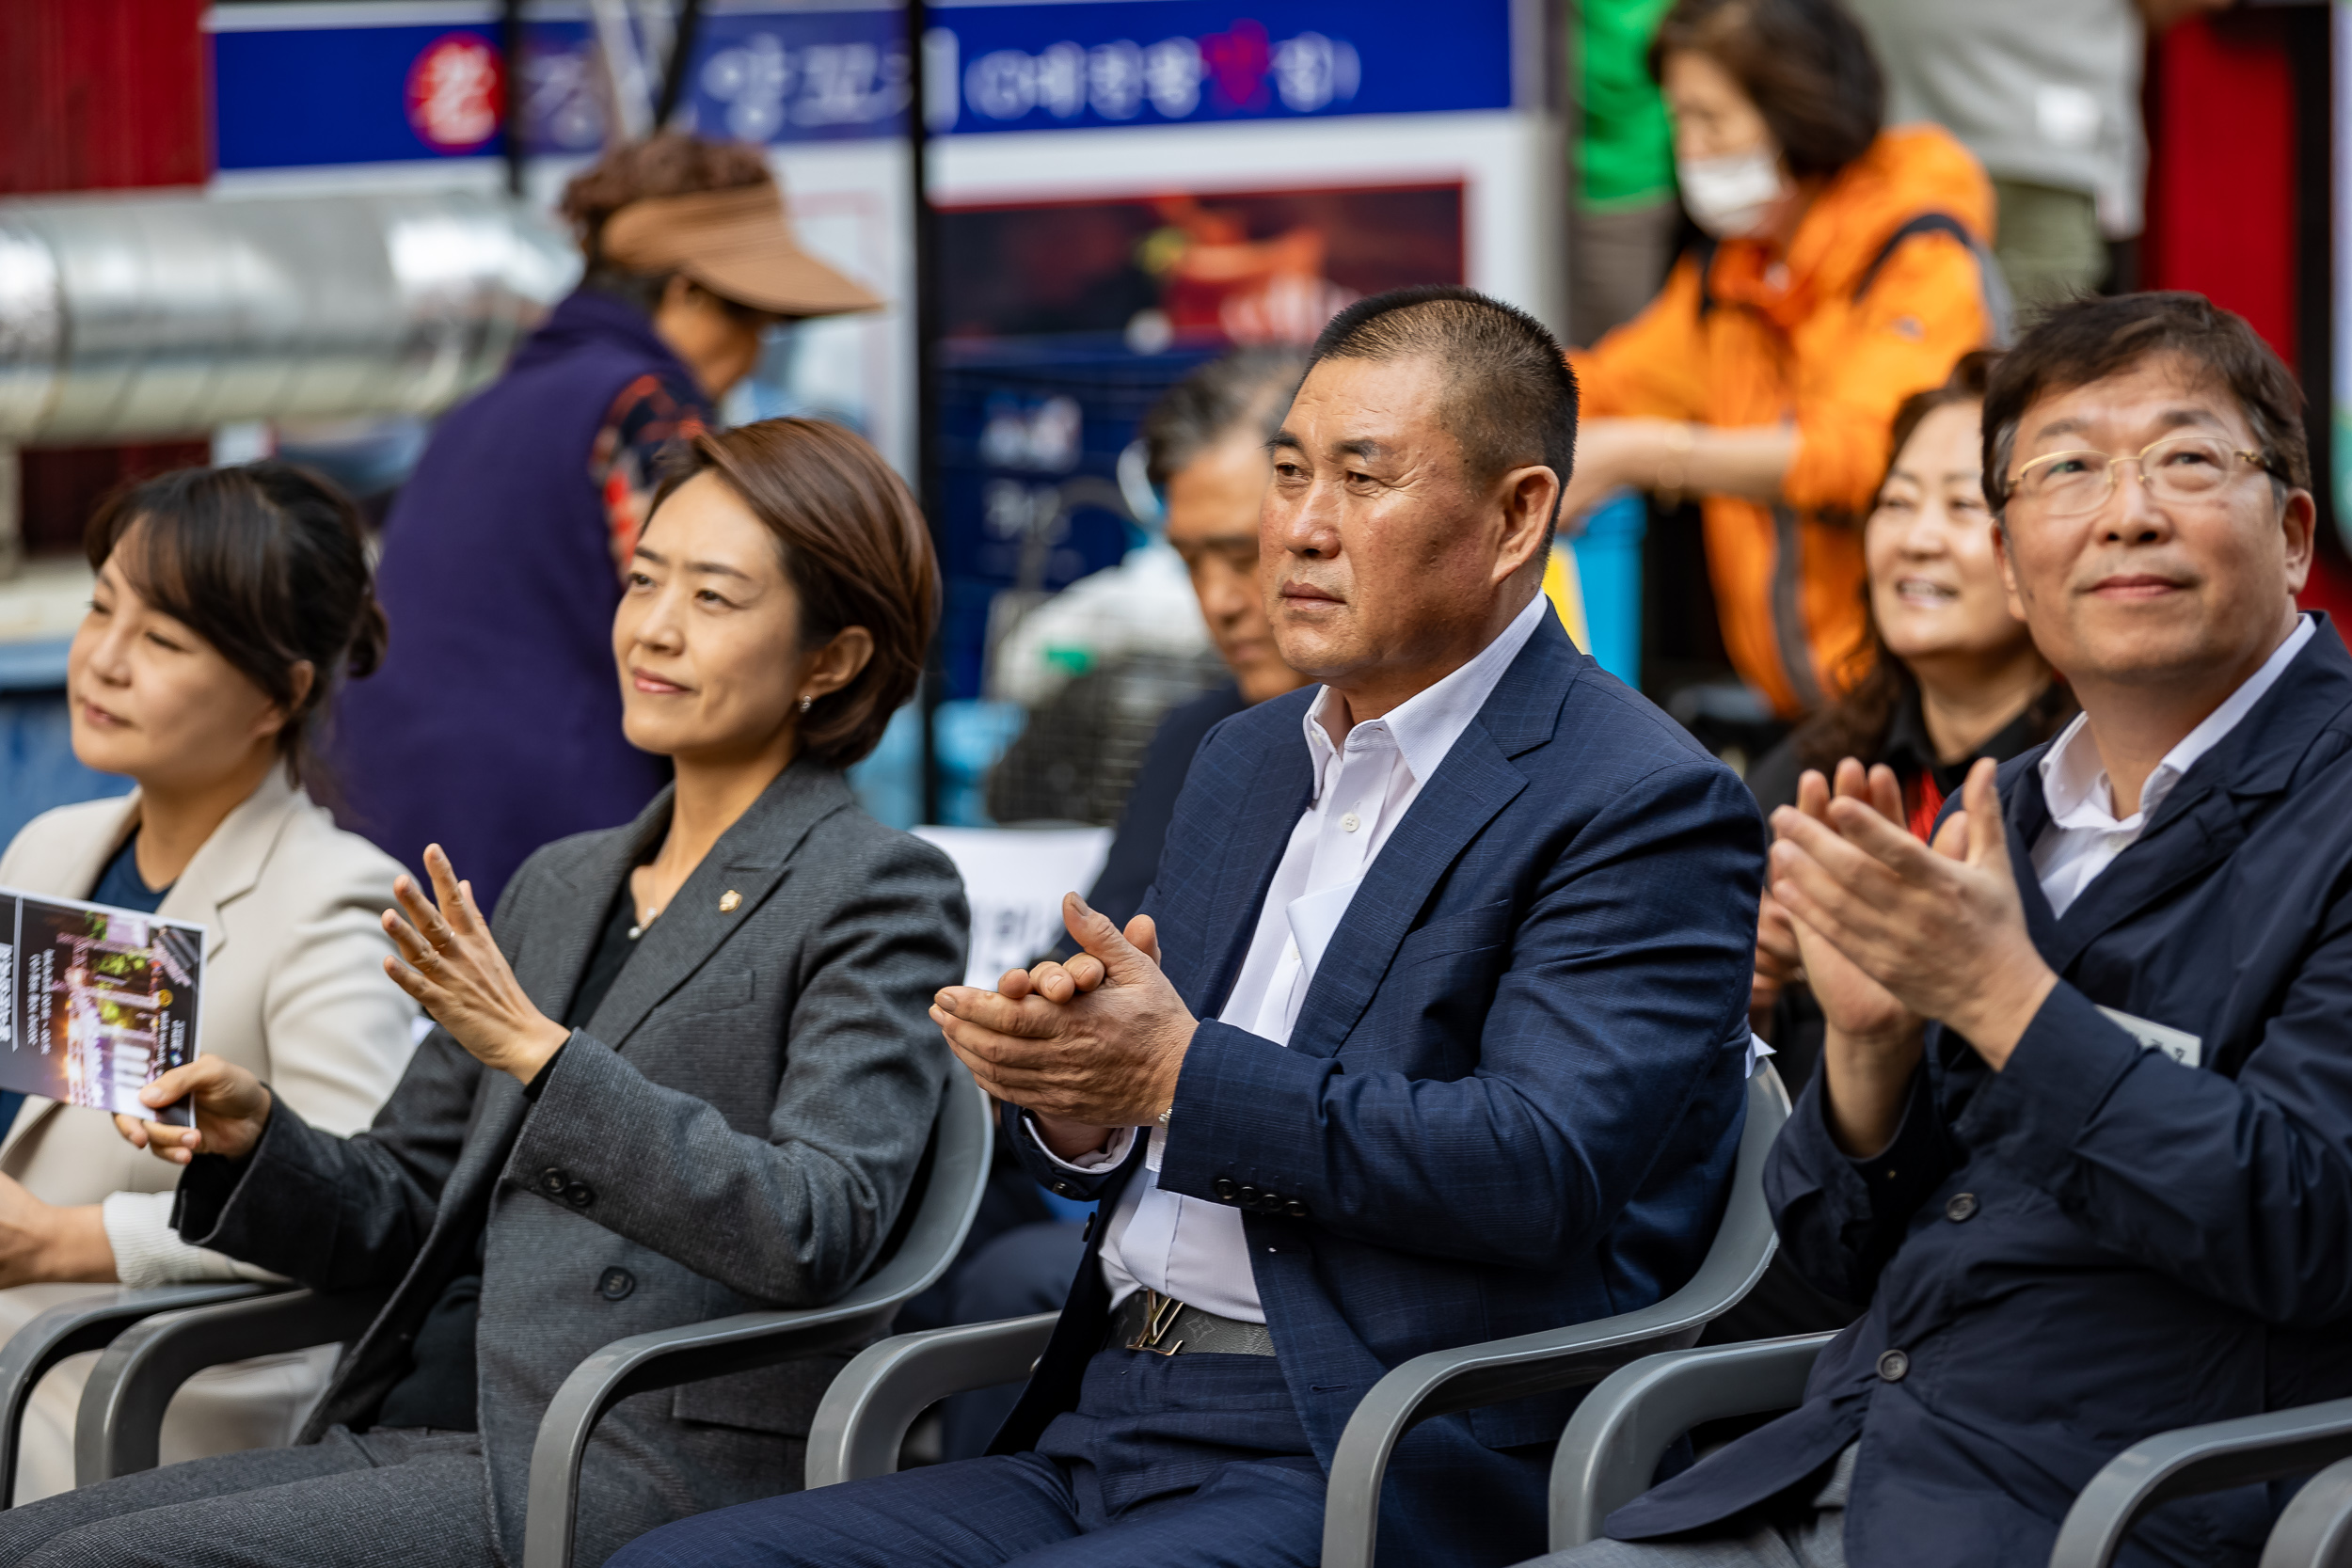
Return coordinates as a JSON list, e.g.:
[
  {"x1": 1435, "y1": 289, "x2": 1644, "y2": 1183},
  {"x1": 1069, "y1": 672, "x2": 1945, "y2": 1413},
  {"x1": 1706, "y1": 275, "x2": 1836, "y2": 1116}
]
[
  {"x1": 653, "y1": 0, "x2": 707, "y2": 130},
  {"x1": 908, "y1": 0, "x2": 946, "y2": 825},
  {"x1": 501, "y1": 0, "x2": 527, "y2": 197}
]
